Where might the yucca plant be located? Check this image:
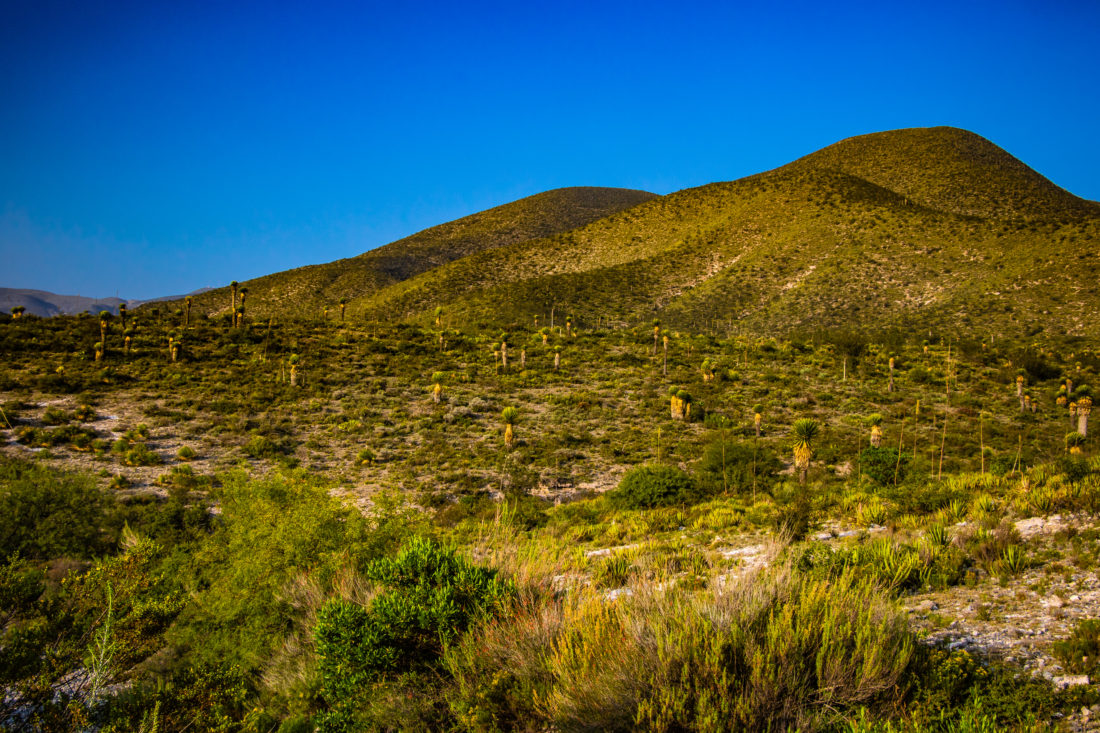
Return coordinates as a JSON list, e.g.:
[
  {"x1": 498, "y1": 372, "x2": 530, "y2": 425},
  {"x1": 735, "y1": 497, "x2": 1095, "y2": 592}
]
[
  {"x1": 501, "y1": 406, "x2": 519, "y2": 447},
  {"x1": 867, "y1": 413, "x2": 884, "y2": 448},
  {"x1": 431, "y1": 371, "x2": 446, "y2": 403},
  {"x1": 1078, "y1": 396, "x2": 1092, "y2": 437},
  {"x1": 553, "y1": 346, "x2": 561, "y2": 371},
  {"x1": 1016, "y1": 371, "x2": 1027, "y2": 411},
  {"x1": 184, "y1": 296, "x2": 192, "y2": 327},
  {"x1": 98, "y1": 313, "x2": 110, "y2": 359},
  {"x1": 888, "y1": 356, "x2": 896, "y2": 393},
  {"x1": 652, "y1": 319, "x2": 660, "y2": 355},
  {"x1": 676, "y1": 390, "x2": 692, "y2": 421},
  {"x1": 339, "y1": 298, "x2": 347, "y2": 322},
  {"x1": 753, "y1": 404, "x2": 764, "y2": 438},
  {"x1": 10, "y1": 305, "x2": 25, "y2": 319},
  {"x1": 701, "y1": 358, "x2": 715, "y2": 382},
  {"x1": 230, "y1": 280, "x2": 239, "y2": 314},
  {"x1": 540, "y1": 327, "x2": 550, "y2": 345},
  {"x1": 289, "y1": 354, "x2": 301, "y2": 386},
  {"x1": 791, "y1": 418, "x2": 820, "y2": 484}
]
